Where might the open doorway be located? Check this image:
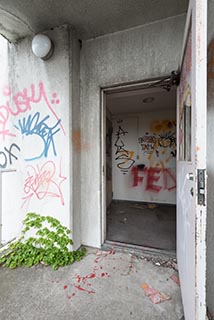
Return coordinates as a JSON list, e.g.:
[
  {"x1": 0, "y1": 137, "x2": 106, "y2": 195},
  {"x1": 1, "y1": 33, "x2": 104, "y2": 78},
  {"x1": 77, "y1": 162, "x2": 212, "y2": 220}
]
[{"x1": 103, "y1": 82, "x2": 176, "y2": 253}]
